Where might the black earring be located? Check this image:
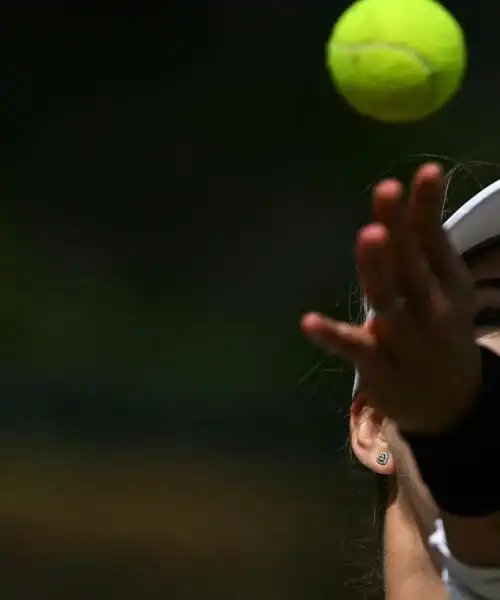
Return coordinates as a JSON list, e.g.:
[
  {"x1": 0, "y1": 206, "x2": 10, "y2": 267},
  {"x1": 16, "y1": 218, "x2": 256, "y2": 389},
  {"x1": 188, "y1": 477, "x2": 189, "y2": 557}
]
[{"x1": 376, "y1": 452, "x2": 390, "y2": 466}]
